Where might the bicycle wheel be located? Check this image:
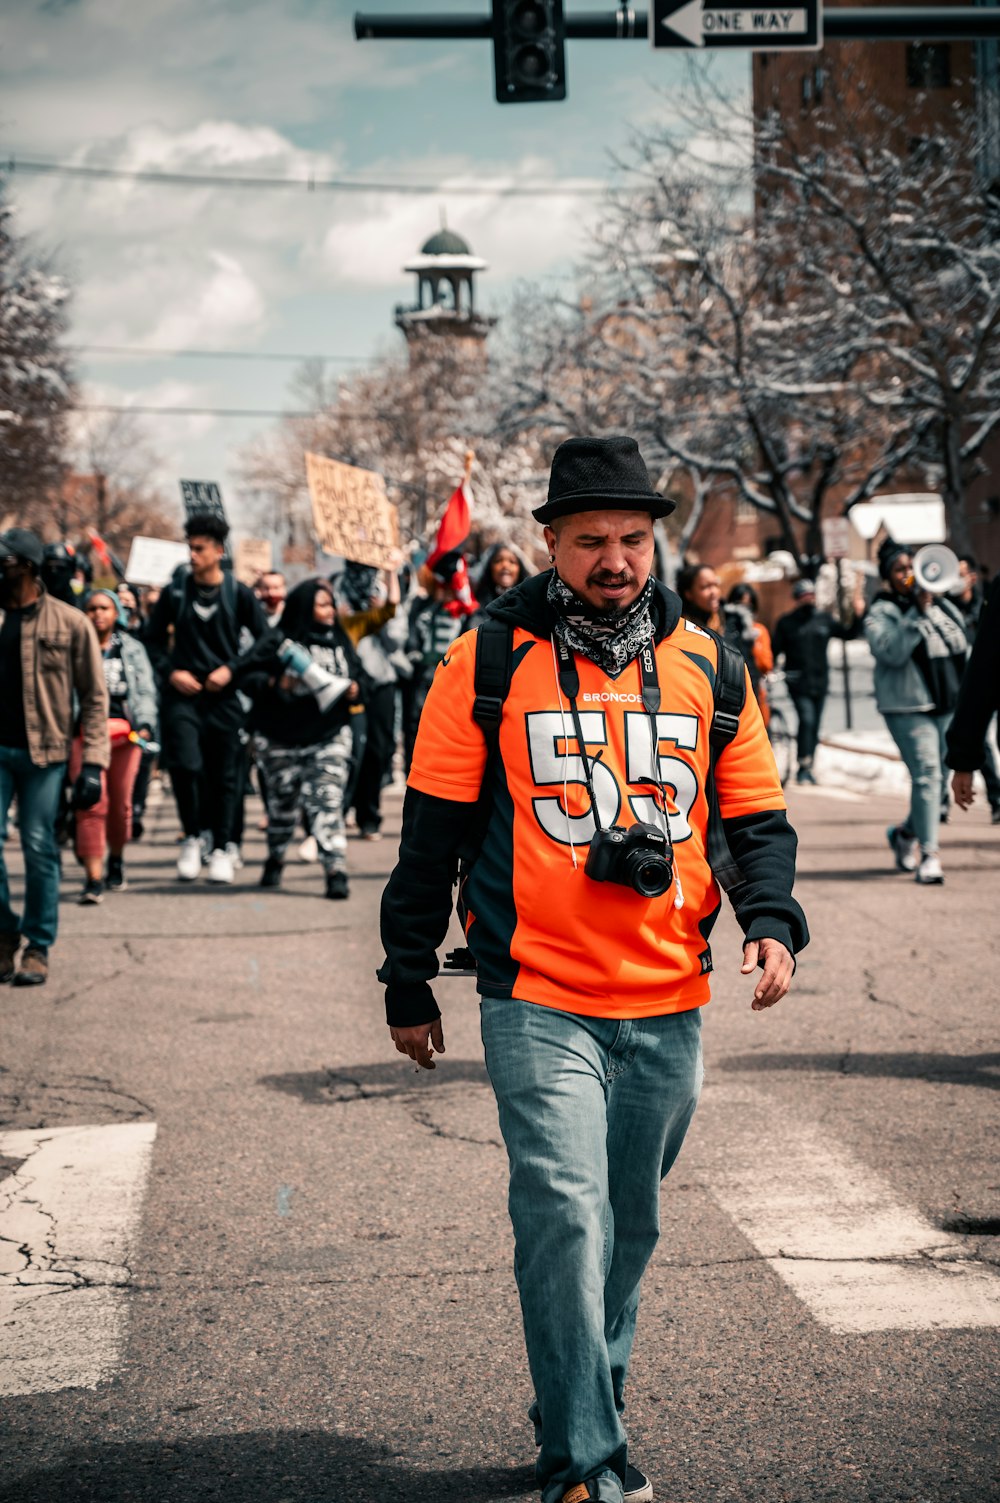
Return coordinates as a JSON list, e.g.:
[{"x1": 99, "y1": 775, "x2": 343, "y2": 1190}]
[{"x1": 768, "y1": 707, "x2": 794, "y2": 788}]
